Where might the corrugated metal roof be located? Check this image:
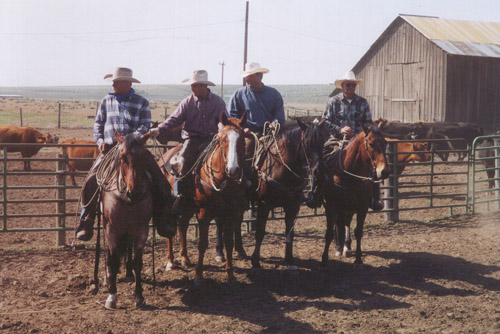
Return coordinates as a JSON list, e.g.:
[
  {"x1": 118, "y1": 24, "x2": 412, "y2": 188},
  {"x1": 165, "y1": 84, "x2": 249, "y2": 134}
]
[{"x1": 401, "y1": 15, "x2": 500, "y2": 57}]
